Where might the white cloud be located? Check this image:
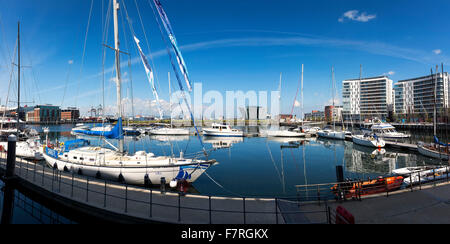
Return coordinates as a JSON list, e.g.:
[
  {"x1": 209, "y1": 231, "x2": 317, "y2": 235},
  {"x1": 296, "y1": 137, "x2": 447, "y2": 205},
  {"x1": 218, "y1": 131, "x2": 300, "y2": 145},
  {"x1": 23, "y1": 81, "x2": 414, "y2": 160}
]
[
  {"x1": 294, "y1": 100, "x2": 301, "y2": 107},
  {"x1": 433, "y1": 49, "x2": 442, "y2": 55},
  {"x1": 339, "y1": 10, "x2": 376, "y2": 23}
]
